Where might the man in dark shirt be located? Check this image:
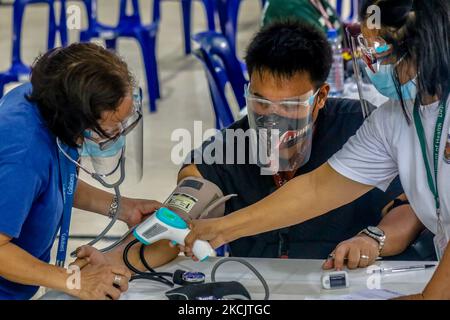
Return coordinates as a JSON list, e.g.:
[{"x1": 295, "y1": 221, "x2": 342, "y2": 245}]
[{"x1": 179, "y1": 21, "x2": 403, "y2": 259}]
